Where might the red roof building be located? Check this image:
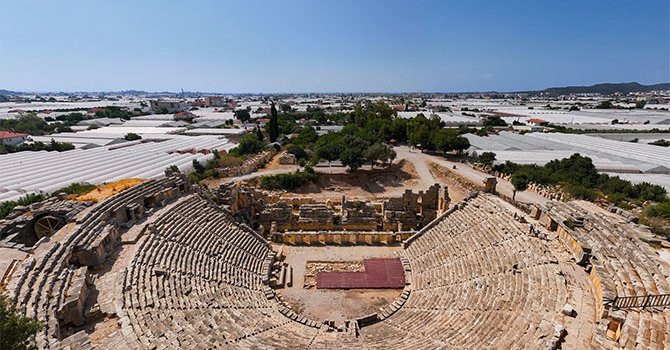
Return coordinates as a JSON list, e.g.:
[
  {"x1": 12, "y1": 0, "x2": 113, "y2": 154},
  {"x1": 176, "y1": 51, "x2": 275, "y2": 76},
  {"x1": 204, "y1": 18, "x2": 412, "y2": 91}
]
[
  {"x1": 0, "y1": 131, "x2": 29, "y2": 139},
  {"x1": 526, "y1": 118, "x2": 549, "y2": 126},
  {"x1": 0, "y1": 131, "x2": 29, "y2": 146}
]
